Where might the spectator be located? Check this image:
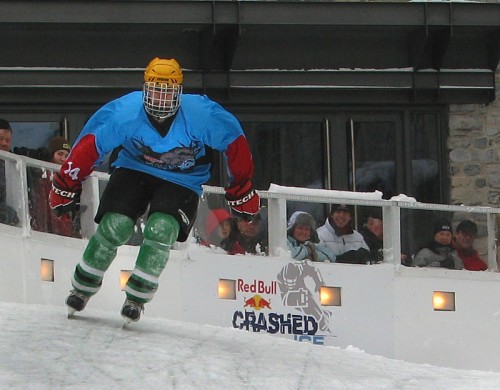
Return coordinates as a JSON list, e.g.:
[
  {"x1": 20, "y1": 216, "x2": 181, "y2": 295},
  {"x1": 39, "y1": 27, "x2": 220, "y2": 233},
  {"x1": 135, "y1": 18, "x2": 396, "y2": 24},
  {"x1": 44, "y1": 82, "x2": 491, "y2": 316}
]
[
  {"x1": 287, "y1": 211, "x2": 335, "y2": 262},
  {"x1": 0, "y1": 119, "x2": 13, "y2": 152},
  {"x1": 29, "y1": 136, "x2": 80, "y2": 237},
  {"x1": 413, "y1": 220, "x2": 463, "y2": 270},
  {"x1": 317, "y1": 203, "x2": 374, "y2": 264},
  {"x1": 359, "y1": 208, "x2": 384, "y2": 263},
  {"x1": 360, "y1": 207, "x2": 410, "y2": 265},
  {"x1": 234, "y1": 207, "x2": 268, "y2": 255},
  {"x1": 0, "y1": 119, "x2": 19, "y2": 226},
  {"x1": 47, "y1": 136, "x2": 71, "y2": 164},
  {"x1": 201, "y1": 208, "x2": 245, "y2": 255},
  {"x1": 452, "y1": 220, "x2": 487, "y2": 271}
]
